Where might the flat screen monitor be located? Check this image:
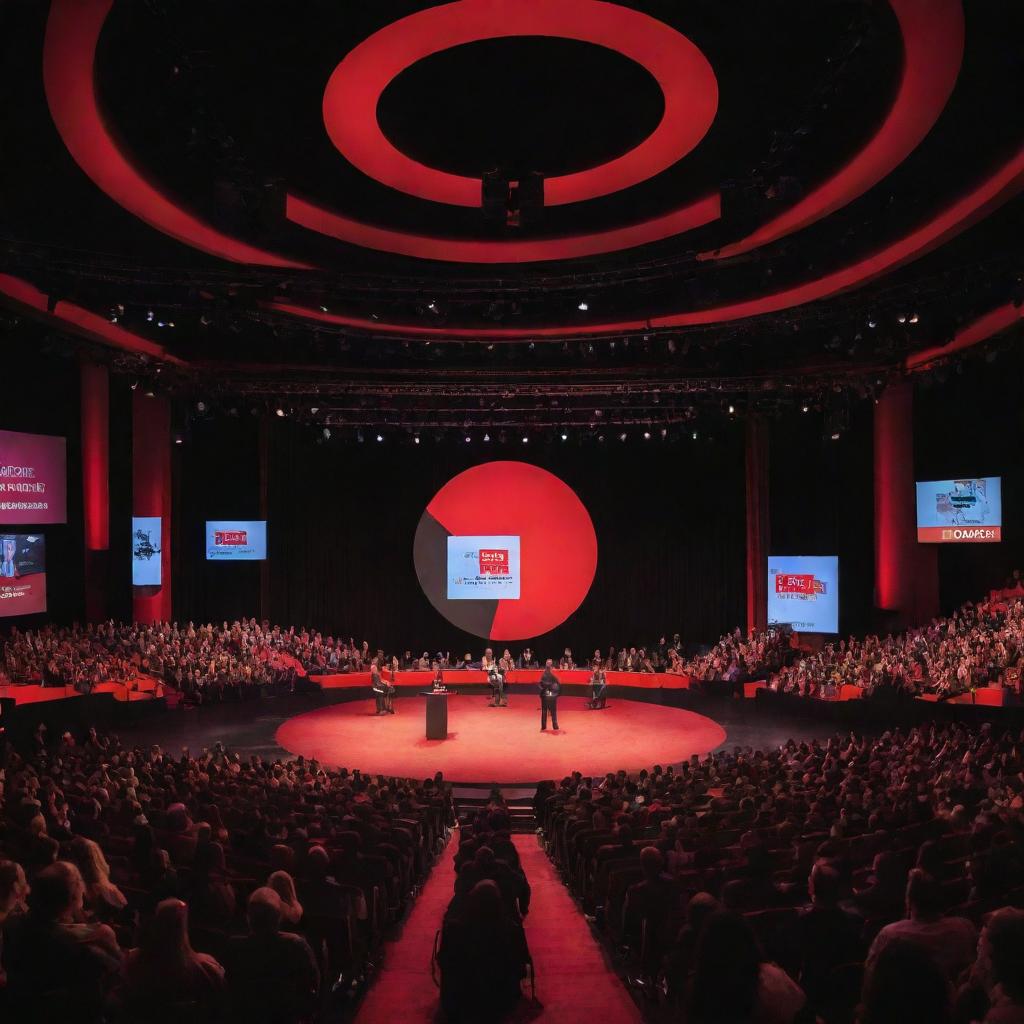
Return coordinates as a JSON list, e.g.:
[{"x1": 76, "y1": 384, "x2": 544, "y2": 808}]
[
  {"x1": 767, "y1": 555, "x2": 839, "y2": 633},
  {"x1": 132, "y1": 517, "x2": 162, "y2": 585},
  {"x1": 916, "y1": 477, "x2": 1001, "y2": 542},
  {"x1": 0, "y1": 429, "x2": 67, "y2": 524},
  {"x1": 205, "y1": 520, "x2": 267, "y2": 560},
  {"x1": 0, "y1": 533, "x2": 46, "y2": 615}
]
